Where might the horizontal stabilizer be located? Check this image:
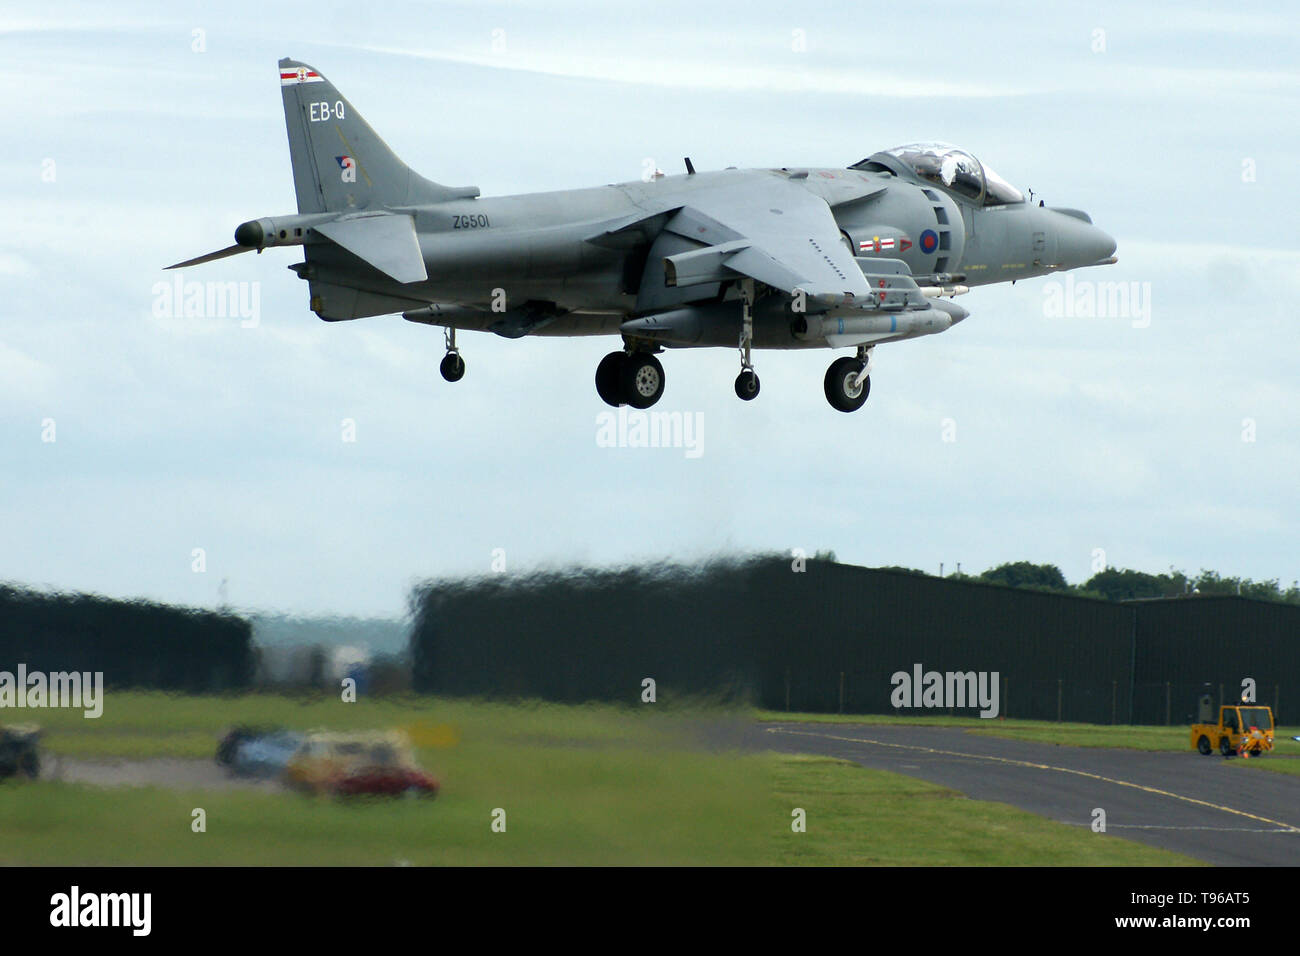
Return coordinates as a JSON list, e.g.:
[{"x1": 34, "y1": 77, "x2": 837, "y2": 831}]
[{"x1": 314, "y1": 213, "x2": 428, "y2": 284}]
